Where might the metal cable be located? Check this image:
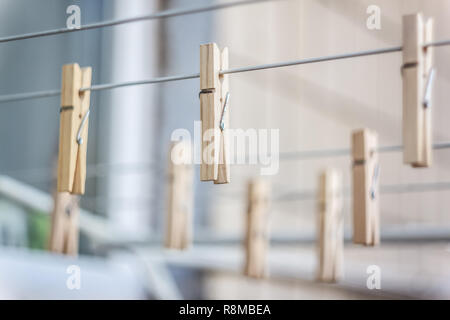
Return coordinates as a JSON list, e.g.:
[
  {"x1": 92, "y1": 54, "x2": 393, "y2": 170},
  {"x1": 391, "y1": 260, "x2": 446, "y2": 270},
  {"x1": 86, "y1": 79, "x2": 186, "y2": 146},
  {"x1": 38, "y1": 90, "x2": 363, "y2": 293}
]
[
  {"x1": 0, "y1": 0, "x2": 272, "y2": 43},
  {"x1": 279, "y1": 142, "x2": 450, "y2": 160},
  {"x1": 275, "y1": 181, "x2": 450, "y2": 202},
  {"x1": 220, "y1": 46, "x2": 402, "y2": 75},
  {"x1": 0, "y1": 90, "x2": 61, "y2": 103},
  {"x1": 1, "y1": 39, "x2": 450, "y2": 104}
]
